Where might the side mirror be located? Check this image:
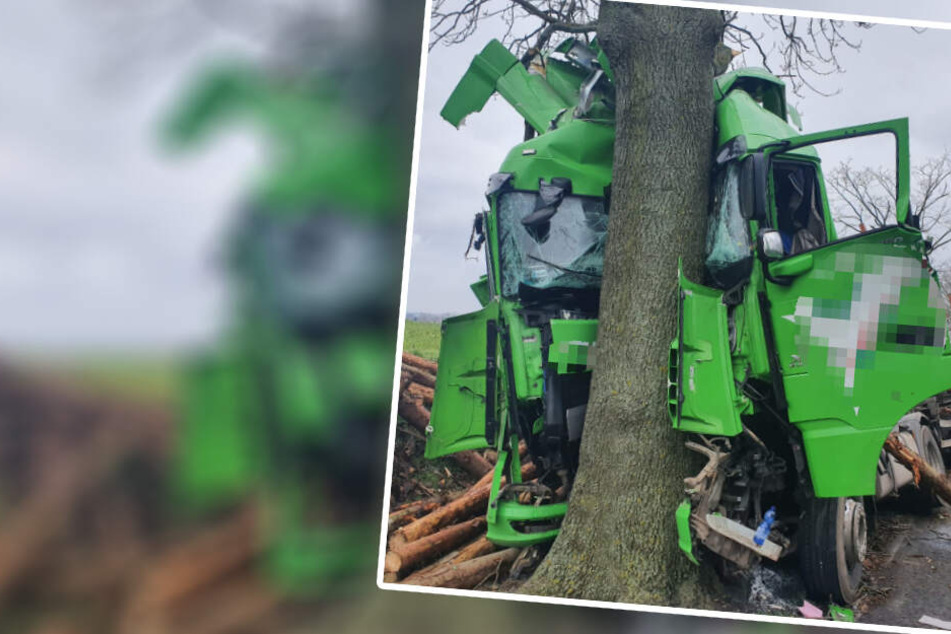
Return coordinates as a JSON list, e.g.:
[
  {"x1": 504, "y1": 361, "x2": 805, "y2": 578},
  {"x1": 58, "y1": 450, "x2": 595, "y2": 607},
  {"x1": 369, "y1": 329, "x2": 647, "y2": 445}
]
[
  {"x1": 751, "y1": 152, "x2": 768, "y2": 221},
  {"x1": 758, "y1": 229, "x2": 785, "y2": 261},
  {"x1": 739, "y1": 153, "x2": 768, "y2": 221}
]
